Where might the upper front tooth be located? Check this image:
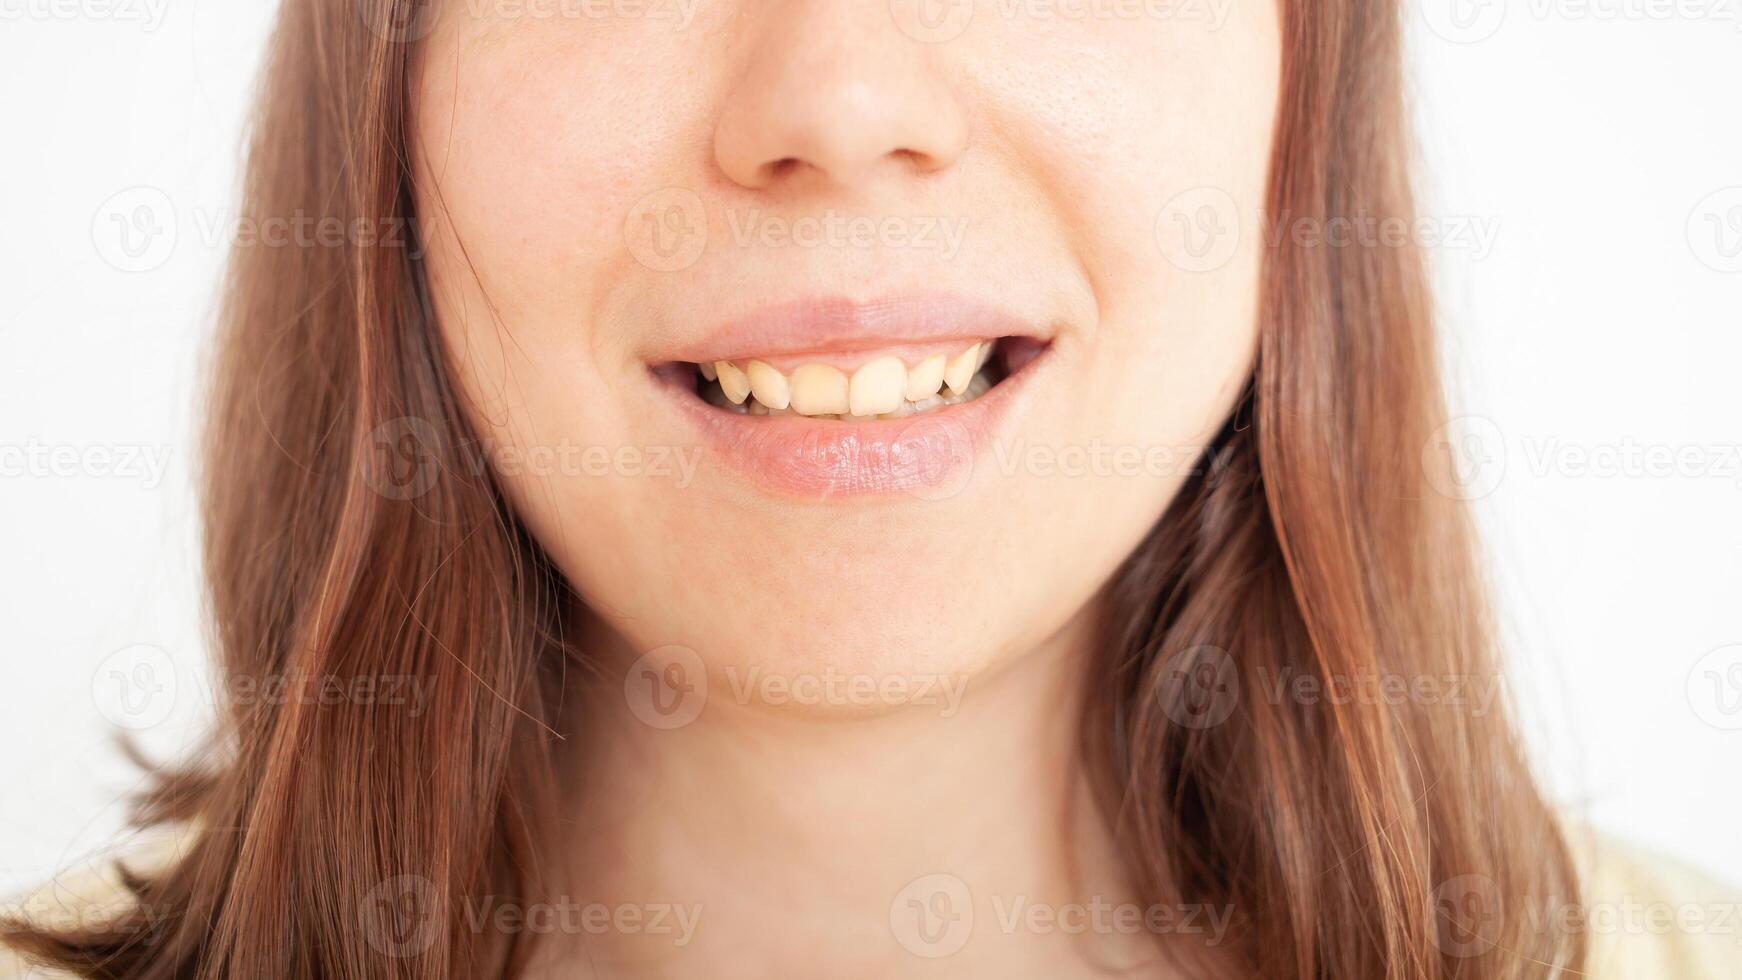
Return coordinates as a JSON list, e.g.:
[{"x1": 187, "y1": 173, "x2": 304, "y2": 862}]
[
  {"x1": 905, "y1": 354, "x2": 946, "y2": 402},
  {"x1": 944, "y1": 344, "x2": 981, "y2": 396},
  {"x1": 716, "y1": 361, "x2": 751, "y2": 404},
  {"x1": 746, "y1": 360, "x2": 790, "y2": 410},
  {"x1": 849, "y1": 356, "x2": 906, "y2": 417},
  {"x1": 789, "y1": 364, "x2": 849, "y2": 416}
]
